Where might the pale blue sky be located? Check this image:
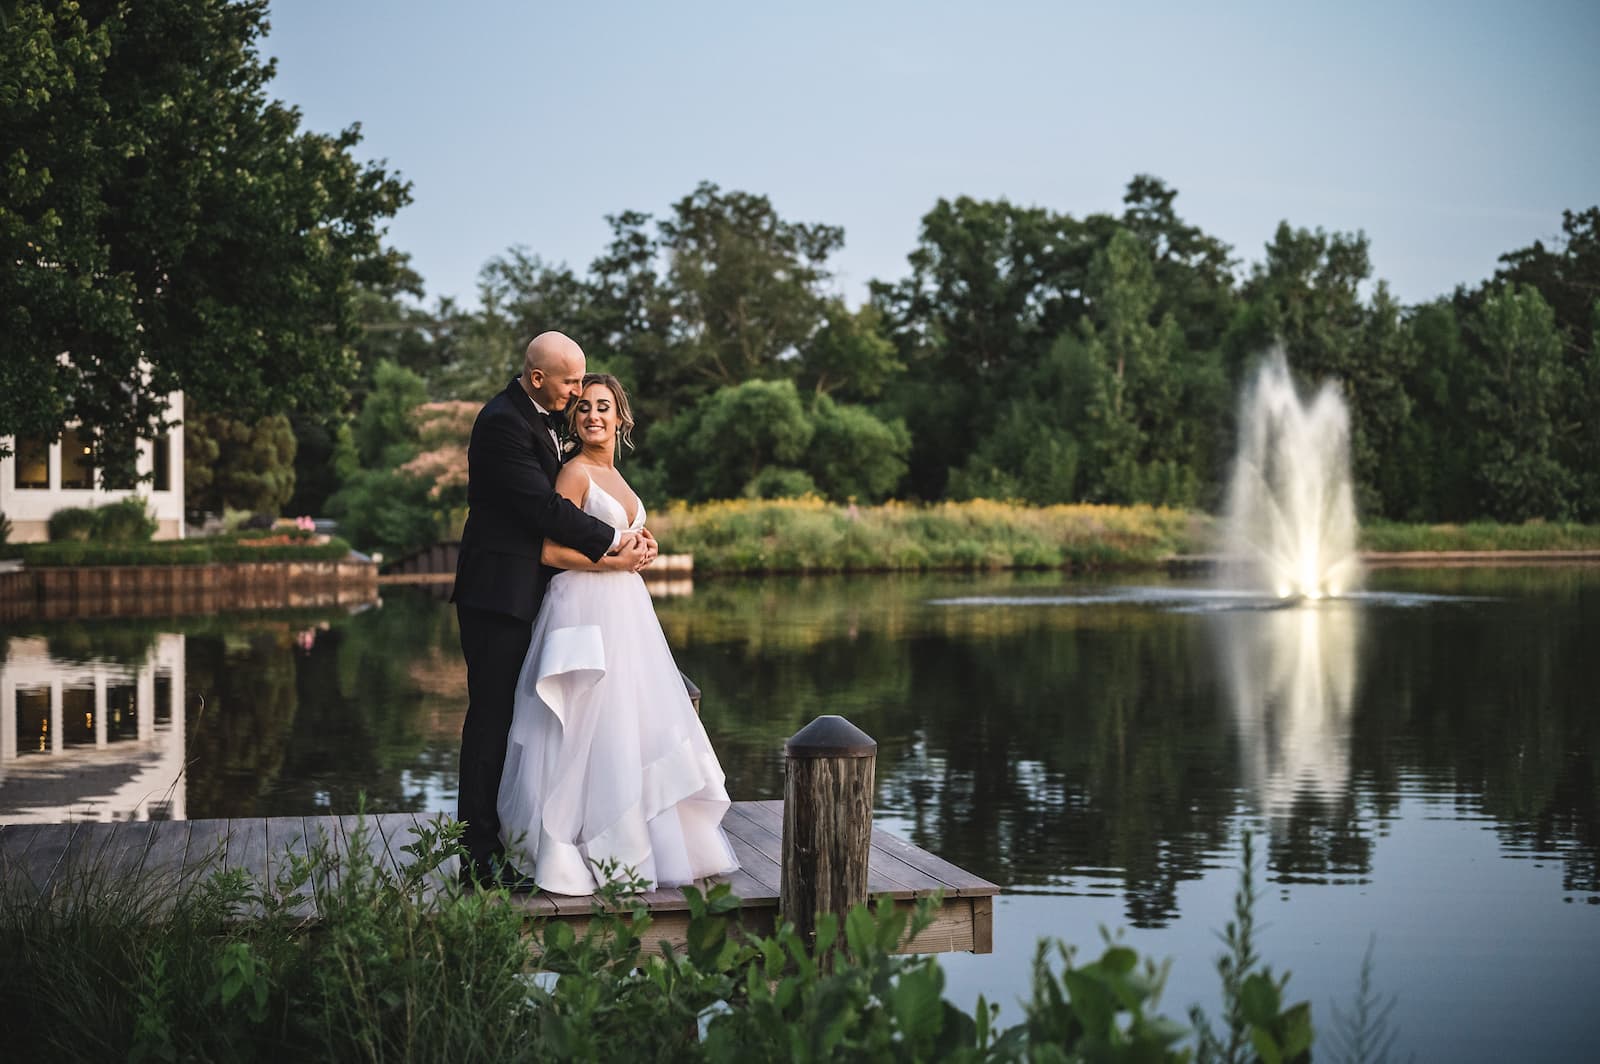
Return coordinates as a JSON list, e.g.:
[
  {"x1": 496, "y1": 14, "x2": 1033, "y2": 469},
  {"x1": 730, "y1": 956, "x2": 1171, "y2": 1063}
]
[{"x1": 264, "y1": 0, "x2": 1599, "y2": 308}]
